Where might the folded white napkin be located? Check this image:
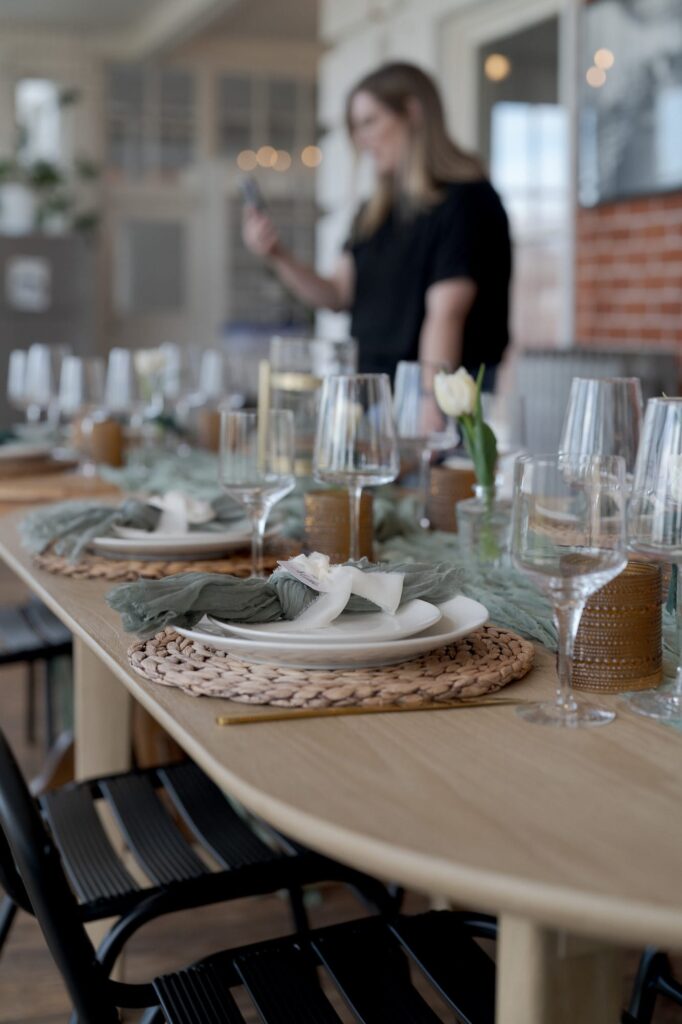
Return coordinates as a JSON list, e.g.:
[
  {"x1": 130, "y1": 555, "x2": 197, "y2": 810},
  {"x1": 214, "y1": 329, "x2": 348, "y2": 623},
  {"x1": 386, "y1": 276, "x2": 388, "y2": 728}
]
[
  {"x1": 148, "y1": 491, "x2": 215, "y2": 534},
  {"x1": 277, "y1": 552, "x2": 404, "y2": 629}
]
